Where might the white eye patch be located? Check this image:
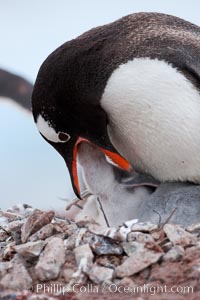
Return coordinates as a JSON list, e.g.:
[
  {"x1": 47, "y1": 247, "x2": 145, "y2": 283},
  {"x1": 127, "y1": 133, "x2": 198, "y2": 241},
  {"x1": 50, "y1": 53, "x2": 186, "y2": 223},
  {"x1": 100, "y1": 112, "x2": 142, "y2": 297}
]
[{"x1": 36, "y1": 114, "x2": 70, "y2": 143}]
